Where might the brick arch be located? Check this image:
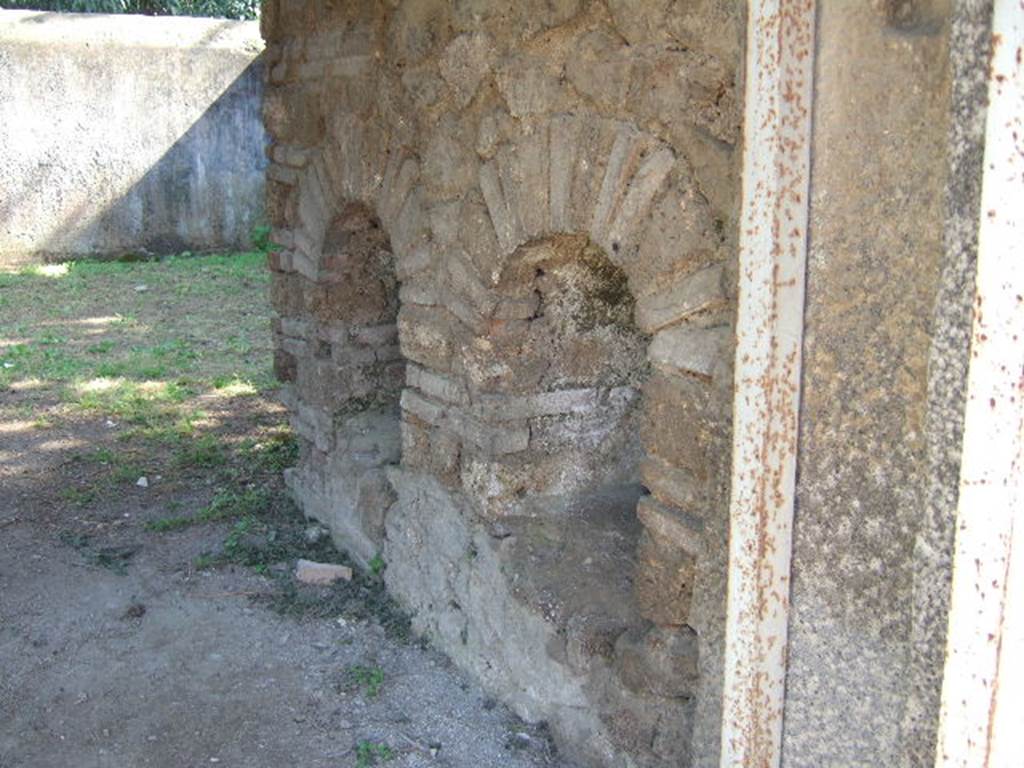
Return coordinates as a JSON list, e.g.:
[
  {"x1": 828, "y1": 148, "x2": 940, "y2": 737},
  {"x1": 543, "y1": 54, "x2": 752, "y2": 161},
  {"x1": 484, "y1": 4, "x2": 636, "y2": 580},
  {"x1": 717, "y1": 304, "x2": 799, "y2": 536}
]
[
  {"x1": 283, "y1": 119, "x2": 429, "y2": 285},
  {"x1": 474, "y1": 114, "x2": 676, "y2": 289},
  {"x1": 396, "y1": 113, "x2": 730, "y2": 627},
  {"x1": 268, "y1": 117, "x2": 431, "y2": 568}
]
